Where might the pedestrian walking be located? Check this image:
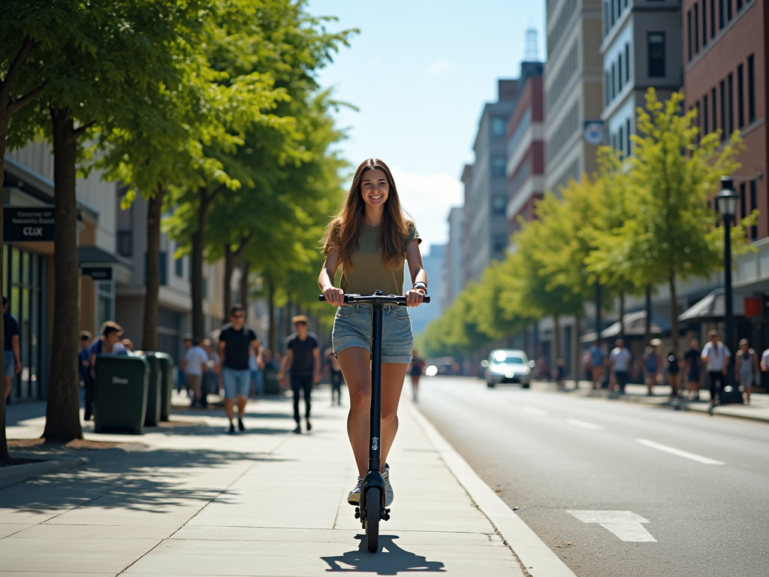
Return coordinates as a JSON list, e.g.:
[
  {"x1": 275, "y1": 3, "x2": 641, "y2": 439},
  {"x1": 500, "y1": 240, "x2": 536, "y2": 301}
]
[
  {"x1": 79, "y1": 331, "x2": 92, "y2": 416},
  {"x1": 735, "y1": 338, "x2": 760, "y2": 405},
  {"x1": 201, "y1": 338, "x2": 220, "y2": 396},
  {"x1": 701, "y1": 330, "x2": 730, "y2": 409},
  {"x1": 181, "y1": 338, "x2": 208, "y2": 408},
  {"x1": 326, "y1": 348, "x2": 344, "y2": 406},
  {"x1": 588, "y1": 340, "x2": 606, "y2": 389},
  {"x1": 609, "y1": 338, "x2": 632, "y2": 394},
  {"x1": 2, "y1": 297, "x2": 20, "y2": 401},
  {"x1": 683, "y1": 338, "x2": 702, "y2": 400},
  {"x1": 665, "y1": 348, "x2": 681, "y2": 398},
  {"x1": 642, "y1": 339, "x2": 663, "y2": 396},
  {"x1": 278, "y1": 315, "x2": 320, "y2": 434},
  {"x1": 217, "y1": 304, "x2": 261, "y2": 434},
  {"x1": 177, "y1": 335, "x2": 192, "y2": 394},
  {"x1": 318, "y1": 158, "x2": 427, "y2": 508},
  {"x1": 555, "y1": 358, "x2": 566, "y2": 388},
  {"x1": 409, "y1": 349, "x2": 425, "y2": 402}
]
